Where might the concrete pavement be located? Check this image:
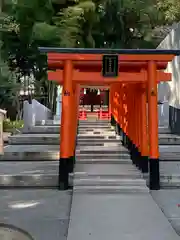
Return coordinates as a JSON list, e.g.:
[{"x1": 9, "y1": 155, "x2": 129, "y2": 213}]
[
  {"x1": 0, "y1": 190, "x2": 72, "y2": 240},
  {"x1": 152, "y1": 189, "x2": 180, "y2": 236},
  {"x1": 67, "y1": 192, "x2": 179, "y2": 240},
  {"x1": 0, "y1": 189, "x2": 179, "y2": 240}
]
